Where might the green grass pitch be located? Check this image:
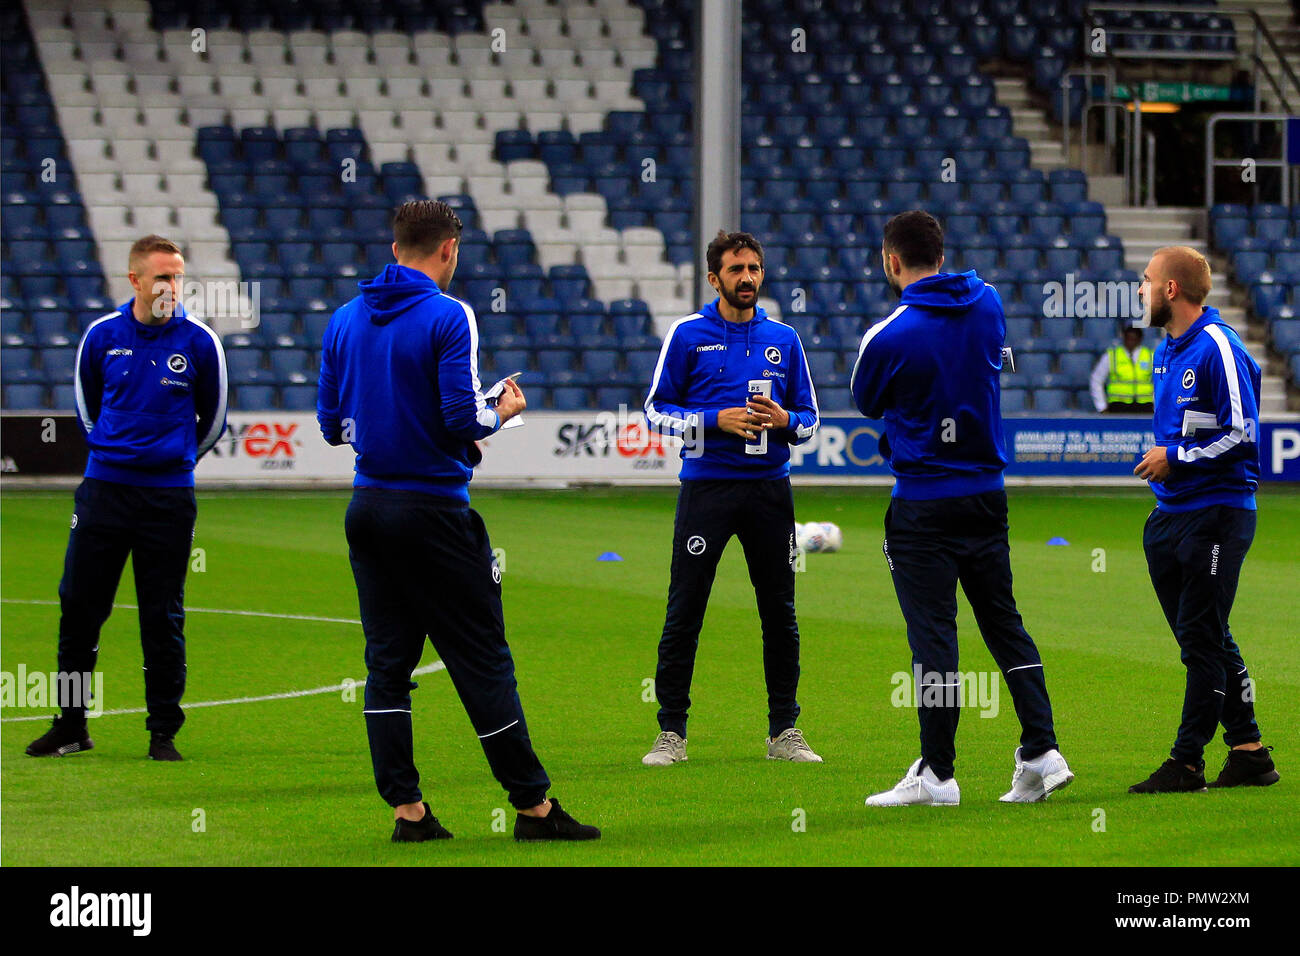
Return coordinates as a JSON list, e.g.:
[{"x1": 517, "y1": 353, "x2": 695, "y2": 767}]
[{"x1": 2, "y1": 486, "x2": 1296, "y2": 866}]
